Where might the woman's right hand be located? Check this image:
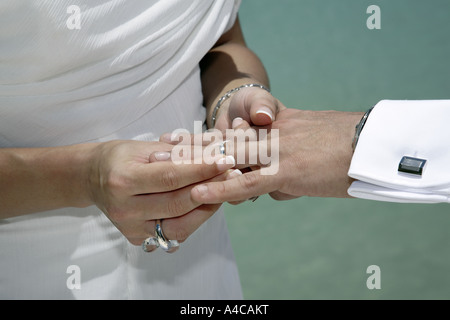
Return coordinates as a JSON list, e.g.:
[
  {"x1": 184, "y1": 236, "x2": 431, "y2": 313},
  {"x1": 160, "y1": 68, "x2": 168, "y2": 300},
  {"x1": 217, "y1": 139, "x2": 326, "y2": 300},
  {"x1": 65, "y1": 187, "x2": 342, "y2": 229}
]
[
  {"x1": 88, "y1": 140, "x2": 236, "y2": 246},
  {"x1": 0, "y1": 139, "x2": 235, "y2": 248}
]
